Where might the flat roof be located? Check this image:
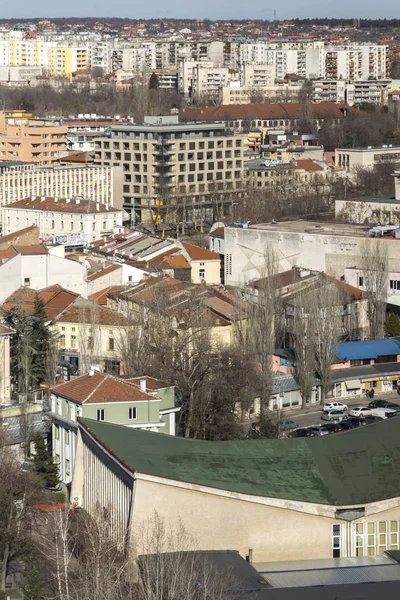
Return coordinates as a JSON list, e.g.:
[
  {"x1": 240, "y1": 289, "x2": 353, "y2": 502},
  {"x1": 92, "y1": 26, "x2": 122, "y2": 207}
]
[
  {"x1": 336, "y1": 146, "x2": 400, "y2": 152},
  {"x1": 108, "y1": 121, "x2": 226, "y2": 134},
  {"x1": 337, "y1": 195, "x2": 400, "y2": 205},
  {"x1": 229, "y1": 221, "x2": 370, "y2": 237}
]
